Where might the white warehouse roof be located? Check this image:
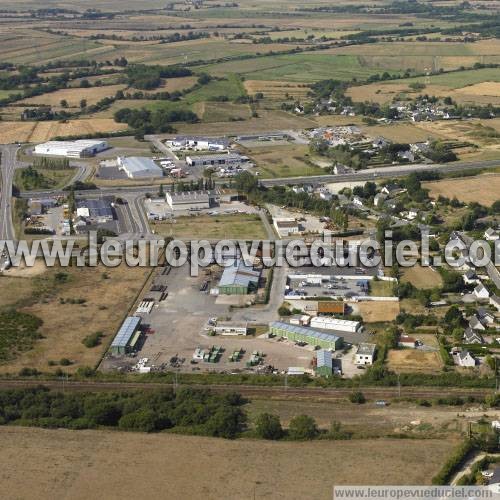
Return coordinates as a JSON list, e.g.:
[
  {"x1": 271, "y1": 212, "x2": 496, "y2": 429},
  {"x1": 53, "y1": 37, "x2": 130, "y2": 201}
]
[
  {"x1": 310, "y1": 316, "x2": 361, "y2": 333},
  {"x1": 34, "y1": 140, "x2": 108, "y2": 158},
  {"x1": 118, "y1": 156, "x2": 163, "y2": 178}
]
